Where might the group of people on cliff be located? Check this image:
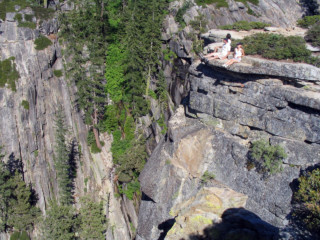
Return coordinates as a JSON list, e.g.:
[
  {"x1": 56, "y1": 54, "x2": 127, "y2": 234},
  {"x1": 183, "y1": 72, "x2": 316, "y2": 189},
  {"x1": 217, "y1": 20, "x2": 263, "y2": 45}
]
[{"x1": 200, "y1": 33, "x2": 245, "y2": 67}]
